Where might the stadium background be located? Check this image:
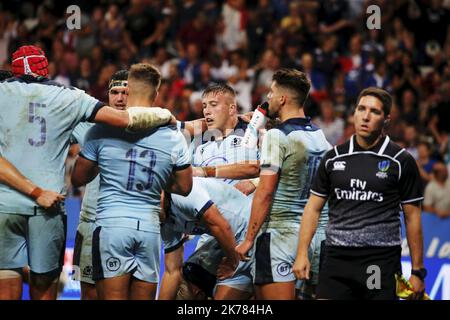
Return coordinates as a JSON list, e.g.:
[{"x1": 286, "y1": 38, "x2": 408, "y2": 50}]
[{"x1": 0, "y1": 0, "x2": 448, "y2": 299}]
